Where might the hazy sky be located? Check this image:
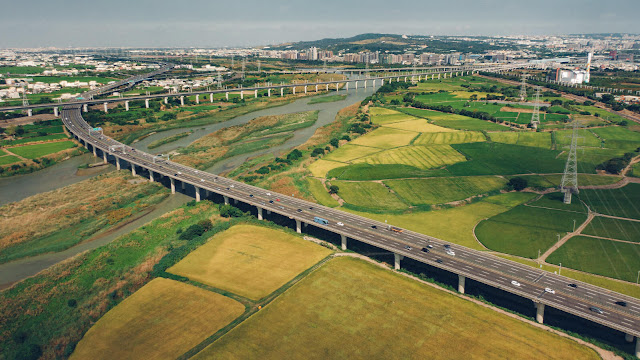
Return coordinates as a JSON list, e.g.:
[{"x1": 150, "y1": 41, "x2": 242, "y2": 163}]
[{"x1": 1, "y1": 0, "x2": 639, "y2": 48}]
